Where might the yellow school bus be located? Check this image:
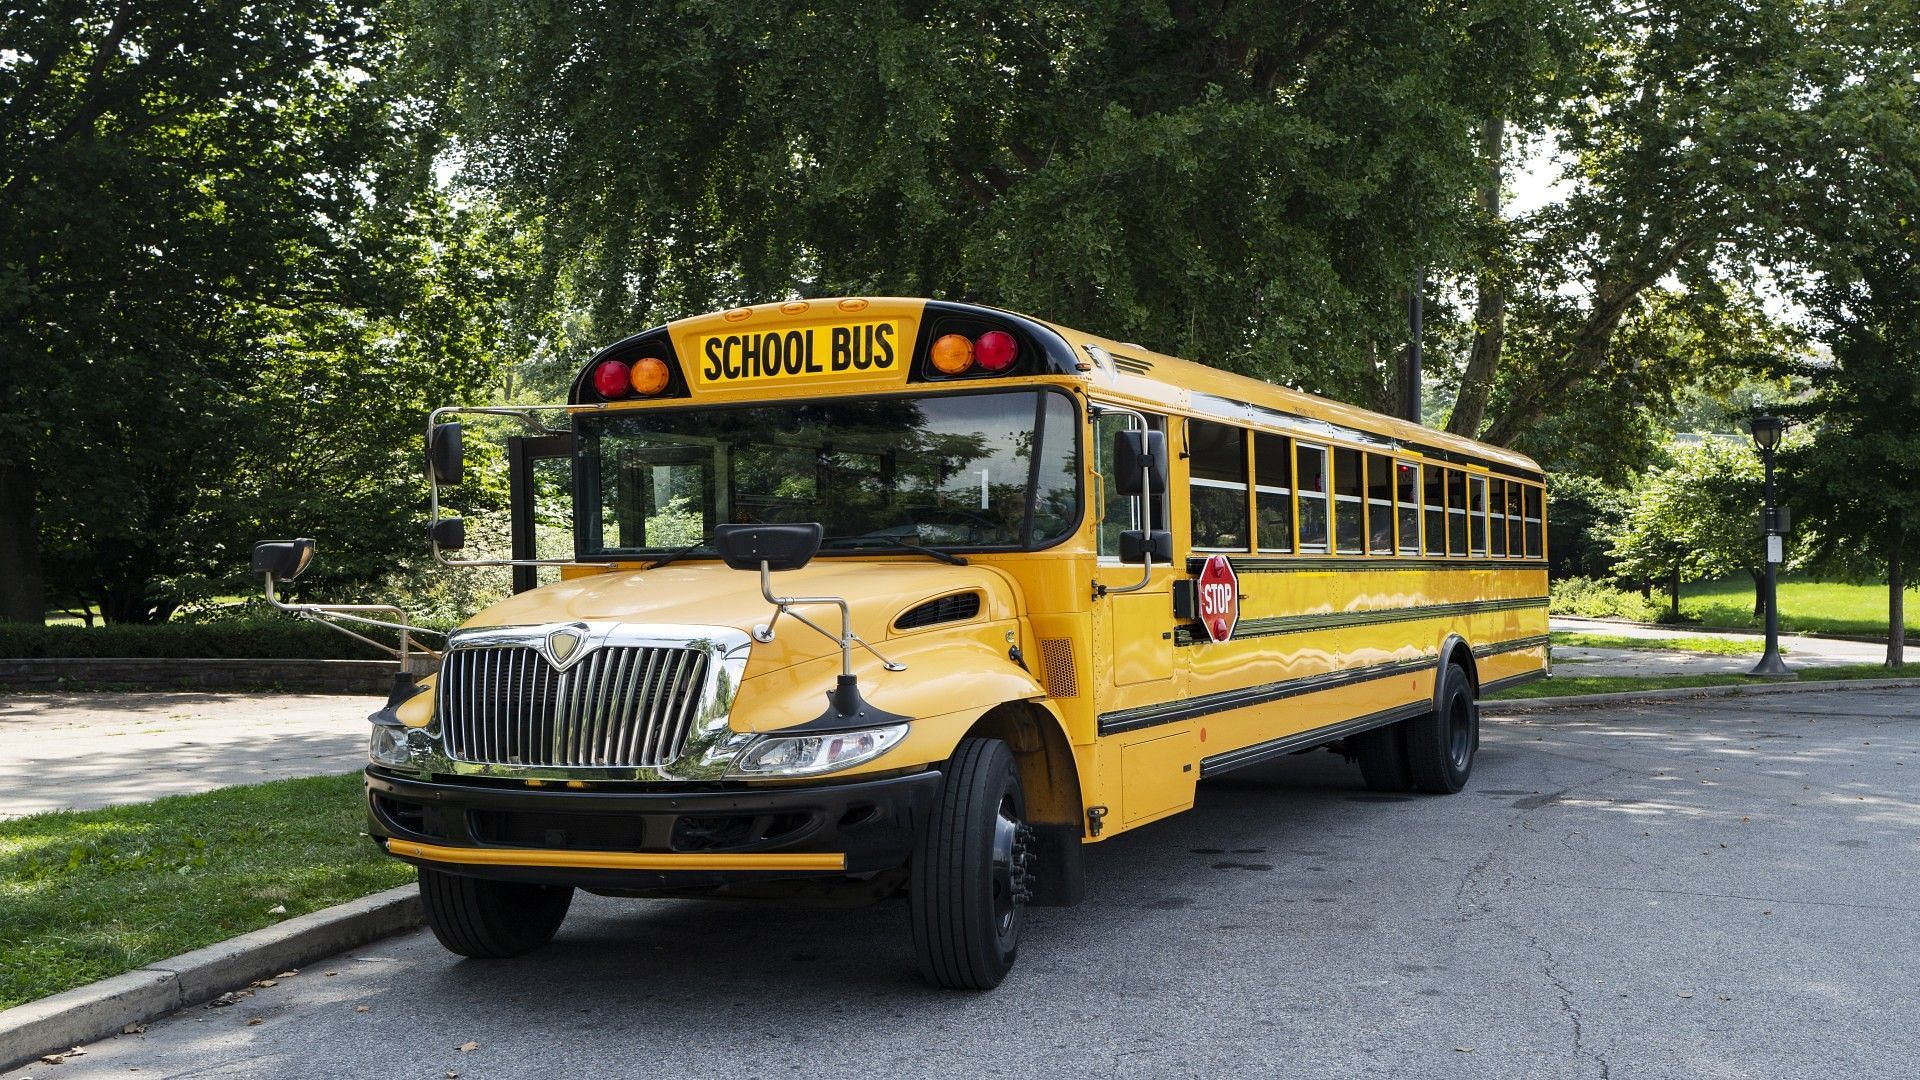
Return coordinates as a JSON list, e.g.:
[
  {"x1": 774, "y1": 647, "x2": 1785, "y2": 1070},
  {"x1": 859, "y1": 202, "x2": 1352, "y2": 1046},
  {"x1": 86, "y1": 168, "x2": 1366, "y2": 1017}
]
[{"x1": 254, "y1": 297, "x2": 1547, "y2": 989}]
